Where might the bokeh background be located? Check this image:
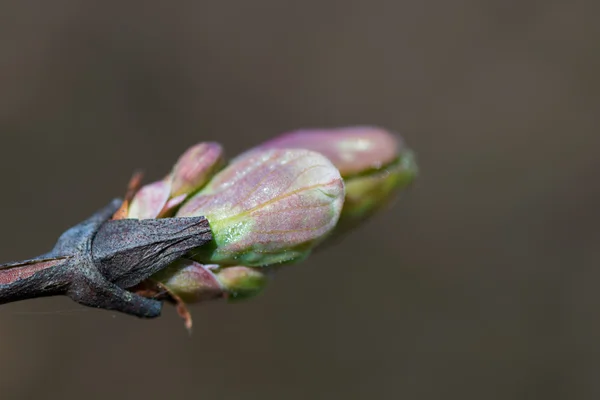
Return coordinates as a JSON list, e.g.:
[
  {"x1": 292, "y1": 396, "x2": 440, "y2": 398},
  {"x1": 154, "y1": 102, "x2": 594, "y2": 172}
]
[{"x1": 1, "y1": 1, "x2": 599, "y2": 399}]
